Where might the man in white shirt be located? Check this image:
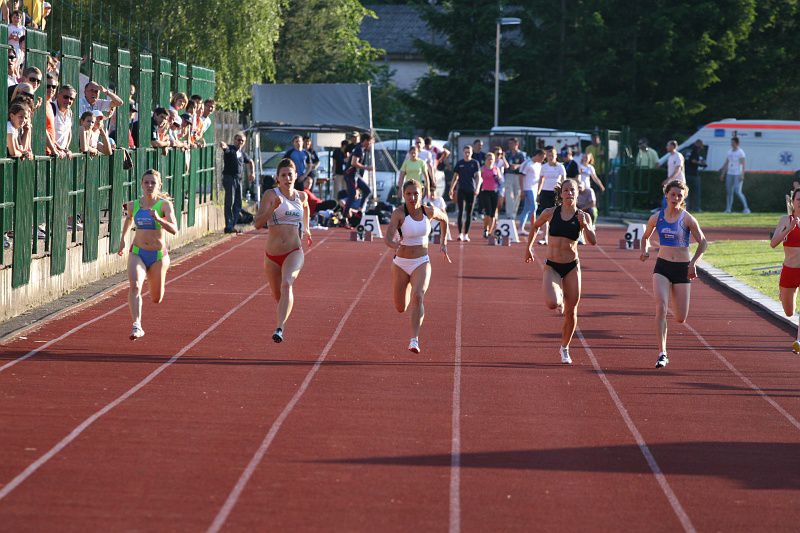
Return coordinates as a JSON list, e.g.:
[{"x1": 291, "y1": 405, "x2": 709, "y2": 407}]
[
  {"x1": 53, "y1": 85, "x2": 76, "y2": 157},
  {"x1": 664, "y1": 140, "x2": 685, "y2": 185},
  {"x1": 79, "y1": 80, "x2": 123, "y2": 116},
  {"x1": 518, "y1": 149, "x2": 544, "y2": 235},
  {"x1": 719, "y1": 136, "x2": 751, "y2": 214}
]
